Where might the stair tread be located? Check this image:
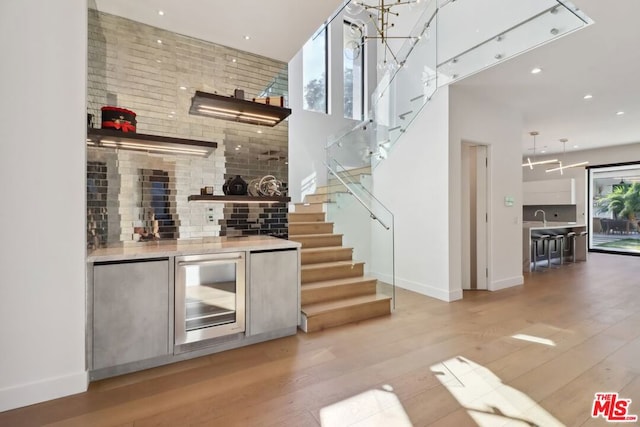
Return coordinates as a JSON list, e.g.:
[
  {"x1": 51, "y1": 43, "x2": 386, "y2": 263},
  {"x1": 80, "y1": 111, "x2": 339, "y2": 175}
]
[
  {"x1": 290, "y1": 221, "x2": 334, "y2": 226},
  {"x1": 290, "y1": 233, "x2": 342, "y2": 238},
  {"x1": 302, "y1": 294, "x2": 391, "y2": 316},
  {"x1": 302, "y1": 276, "x2": 378, "y2": 290},
  {"x1": 301, "y1": 260, "x2": 364, "y2": 271},
  {"x1": 301, "y1": 246, "x2": 351, "y2": 253}
]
